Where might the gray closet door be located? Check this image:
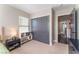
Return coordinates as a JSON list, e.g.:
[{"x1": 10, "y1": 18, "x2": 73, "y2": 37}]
[{"x1": 32, "y1": 16, "x2": 49, "y2": 44}]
